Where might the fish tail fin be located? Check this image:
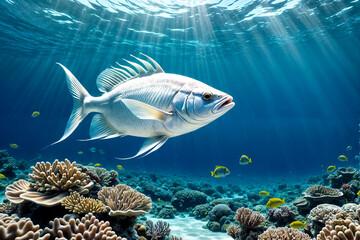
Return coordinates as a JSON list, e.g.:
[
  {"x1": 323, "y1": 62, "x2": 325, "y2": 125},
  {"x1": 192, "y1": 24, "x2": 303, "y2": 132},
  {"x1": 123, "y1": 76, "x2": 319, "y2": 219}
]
[
  {"x1": 282, "y1": 198, "x2": 286, "y2": 204},
  {"x1": 249, "y1": 158, "x2": 252, "y2": 163},
  {"x1": 304, "y1": 221, "x2": 307, "y2": 227},
  {"x1": 52, "y1": 63, "x2": 91, "y2": 145},
  {"x1": 211, "y1": 171, "x2": 214, "y2": 176}
]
